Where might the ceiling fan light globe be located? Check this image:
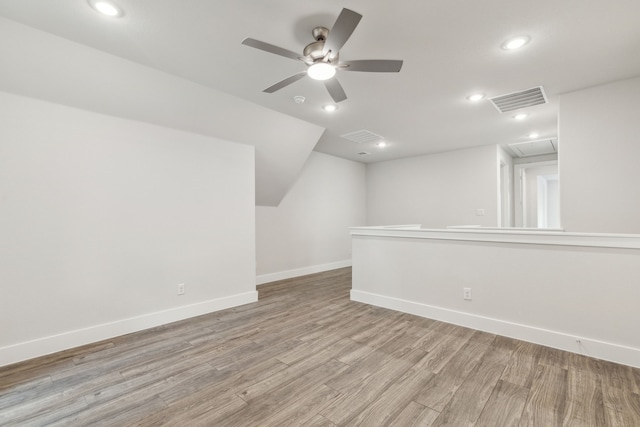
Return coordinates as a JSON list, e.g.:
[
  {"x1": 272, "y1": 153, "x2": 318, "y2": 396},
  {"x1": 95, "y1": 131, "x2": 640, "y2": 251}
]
[{"x1": 307, "y1": 63, "x2": 336, "y2": 81}]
